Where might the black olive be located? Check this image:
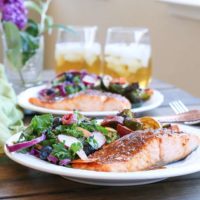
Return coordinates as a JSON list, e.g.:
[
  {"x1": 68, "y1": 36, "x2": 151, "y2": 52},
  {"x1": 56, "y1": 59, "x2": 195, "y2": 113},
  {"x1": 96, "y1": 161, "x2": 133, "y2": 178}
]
[
  {"x1": 39, "y1": 146, "x2": 52, "y2": 160},
  {"x1": 53, "y1": 117, "x2": 62, "y2": 127},
  {"x1": 83, "y1": 144, "x2": 96, "y2": 156}
]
